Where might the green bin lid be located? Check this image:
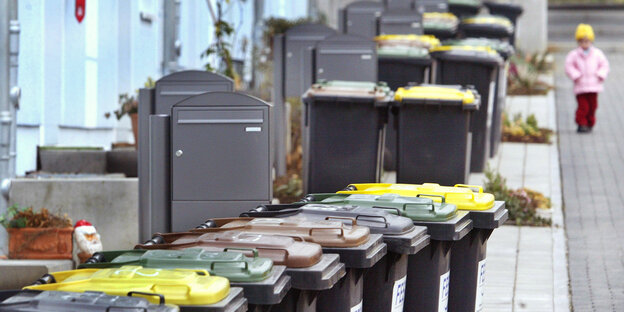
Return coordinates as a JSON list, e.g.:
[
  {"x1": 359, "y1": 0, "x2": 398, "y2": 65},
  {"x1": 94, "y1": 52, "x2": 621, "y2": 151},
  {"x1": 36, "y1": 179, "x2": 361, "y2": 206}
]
[
  {"x1": 78, "y1": 248, "x2": 273, "y2": 283},
  {"x1": 448, "y1": 0, "x2": 481, "y2": 8},
  {"x1": 430, "y1": 45, "x2": 503, "y2": 66},
  {"x1": 443, "y1": 37, "x2": 514, "y2": 59},
  {"x1": 377, "y1": 46, "x2": 430, "y2": 59},
  {"x1": 303, "y1": 193, "x2": 458, "y2": 222},
  {"x1": 462, "y1": 15, "x2": 513, "y2": 28}
]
